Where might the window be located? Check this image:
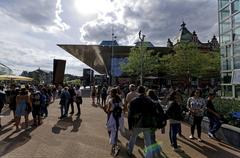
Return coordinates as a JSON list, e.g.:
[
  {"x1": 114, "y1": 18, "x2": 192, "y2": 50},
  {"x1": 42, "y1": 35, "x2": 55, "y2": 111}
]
[
  {"x1": 220, "y1": 6, "x2": 230, "y2": 21},
  {"x1": 221, "y1": 85, "x2": 232, "y2": 97},
  {"x1": 233, "y1": 42, "x2": 240, "y2": 55},
  {"x1": 235, "y1": 85, "x2": 240, "y2": 98},
  {"x1": 221, "y1": 58, "x2": 232, "y2": 70},
  {"x1": 231, "y1": 0, "x2": 240, "y2": 14},
  {"x1": 233, "y1": 13, "x2": 240, "y2": 28},
  {"x1": 222, "y1": 72, "x2": 232, "y2": 83},
  {"x1": 220, "y1": 32, "x2": 231, "y2": 44},
  {"x1": 219, "y1": 0, "x2": 229, "y2": 9},
  {"x1": 221, "y1": 45, "x2": 231, "y2": 57},
  {"x1": 234, "y1": 56, "x2": 240, "y2": 69},
  {"x1": 111, "y1": 57, "x2": 128, "y2": 77},
  {"x1": 220, "y1": 18, "x2": 231, "y2": 33},
  {"x1": 233, "y1": 27, "x2": 240, "y2": 41}
]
